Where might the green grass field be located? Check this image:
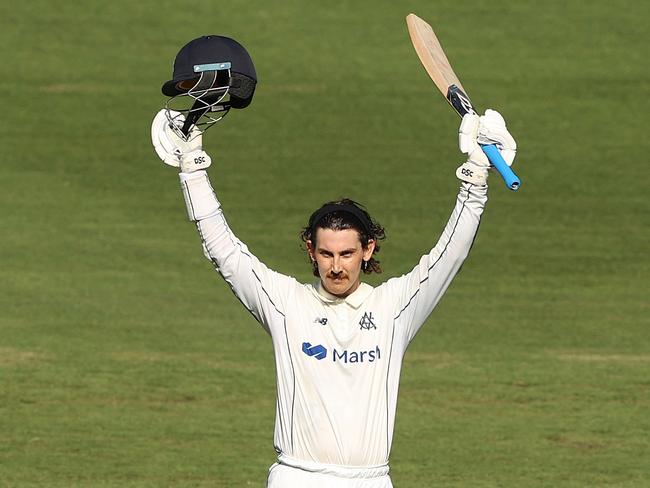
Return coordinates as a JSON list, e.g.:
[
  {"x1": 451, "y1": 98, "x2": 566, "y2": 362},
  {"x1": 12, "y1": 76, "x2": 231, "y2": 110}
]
[{"x1": 1, "y1": 0, "x2": 648, "y2": 486}]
